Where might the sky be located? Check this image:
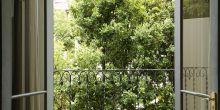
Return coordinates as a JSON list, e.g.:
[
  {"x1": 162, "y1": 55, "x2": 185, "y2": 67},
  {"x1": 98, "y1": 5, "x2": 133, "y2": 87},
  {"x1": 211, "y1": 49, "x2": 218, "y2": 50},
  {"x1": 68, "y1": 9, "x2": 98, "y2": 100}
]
[{"x1": 54, "y1": 0, "x2": 69, "y2": 10}]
